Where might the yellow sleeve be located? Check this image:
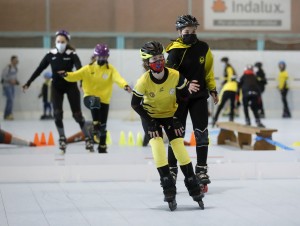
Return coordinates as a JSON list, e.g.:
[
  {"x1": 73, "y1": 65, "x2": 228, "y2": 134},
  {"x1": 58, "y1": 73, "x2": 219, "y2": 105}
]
[
  {"x1": 133, "y1": 76, "x2": 146, "y2": 98},
  {"x1": 204, "y1": 48, "x2": 217, "y2": 91},
  {"x1": 64, "y1": 66, "x2": 87, "y2": 82},
  {"x1": 111, "y1": 65, "x2": 128, "y2": 89},
  {"x1": 226, "y1": 67, "x2": 234, "y2": 81},
  {"x1": 278, "y1": 71, "x2": 288, "y2": 90}
]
